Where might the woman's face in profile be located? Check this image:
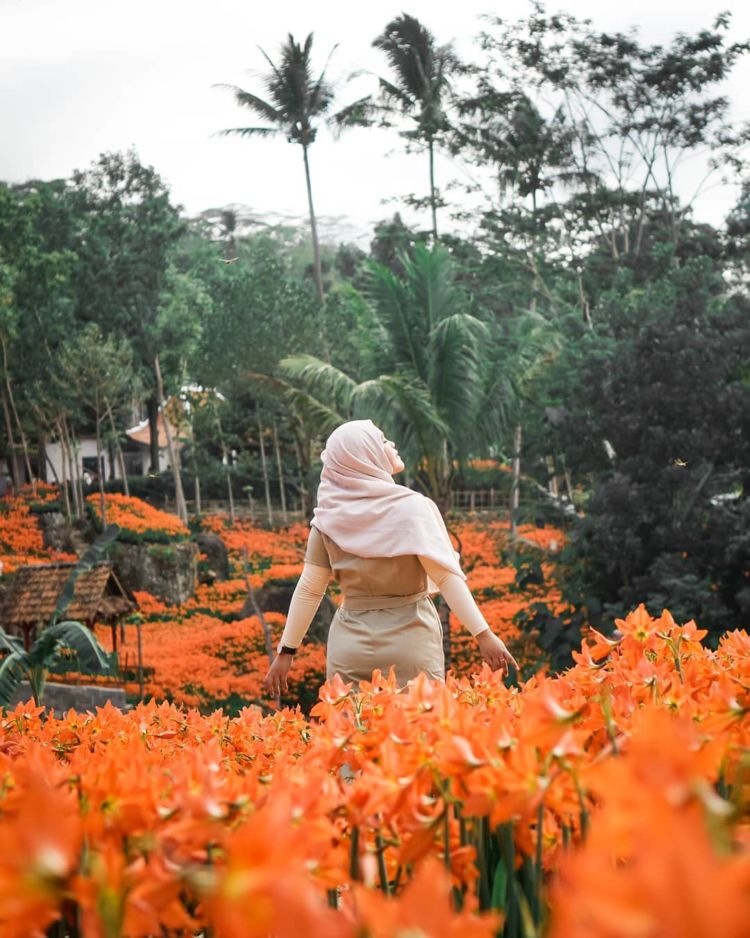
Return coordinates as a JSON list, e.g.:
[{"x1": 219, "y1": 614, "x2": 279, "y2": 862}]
[{"x1": 380, "y1": 430, "x2": 405, "y2": 474}]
